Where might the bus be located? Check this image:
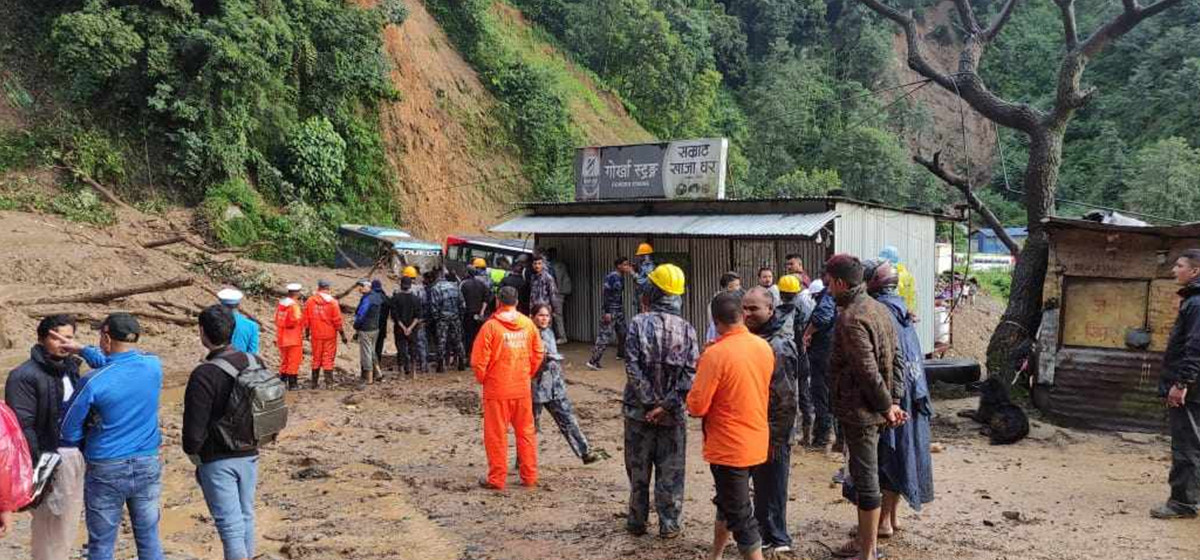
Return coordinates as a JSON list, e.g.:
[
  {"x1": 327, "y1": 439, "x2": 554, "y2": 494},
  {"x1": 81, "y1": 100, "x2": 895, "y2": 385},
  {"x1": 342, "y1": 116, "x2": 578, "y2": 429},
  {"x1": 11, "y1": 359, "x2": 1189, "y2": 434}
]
[
  {"x1": 444, "y1": 235, "x2": 533, "y2": 279},
  {"x1": 336, "y1": 224, "x2": 443, "y2": 276}
]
